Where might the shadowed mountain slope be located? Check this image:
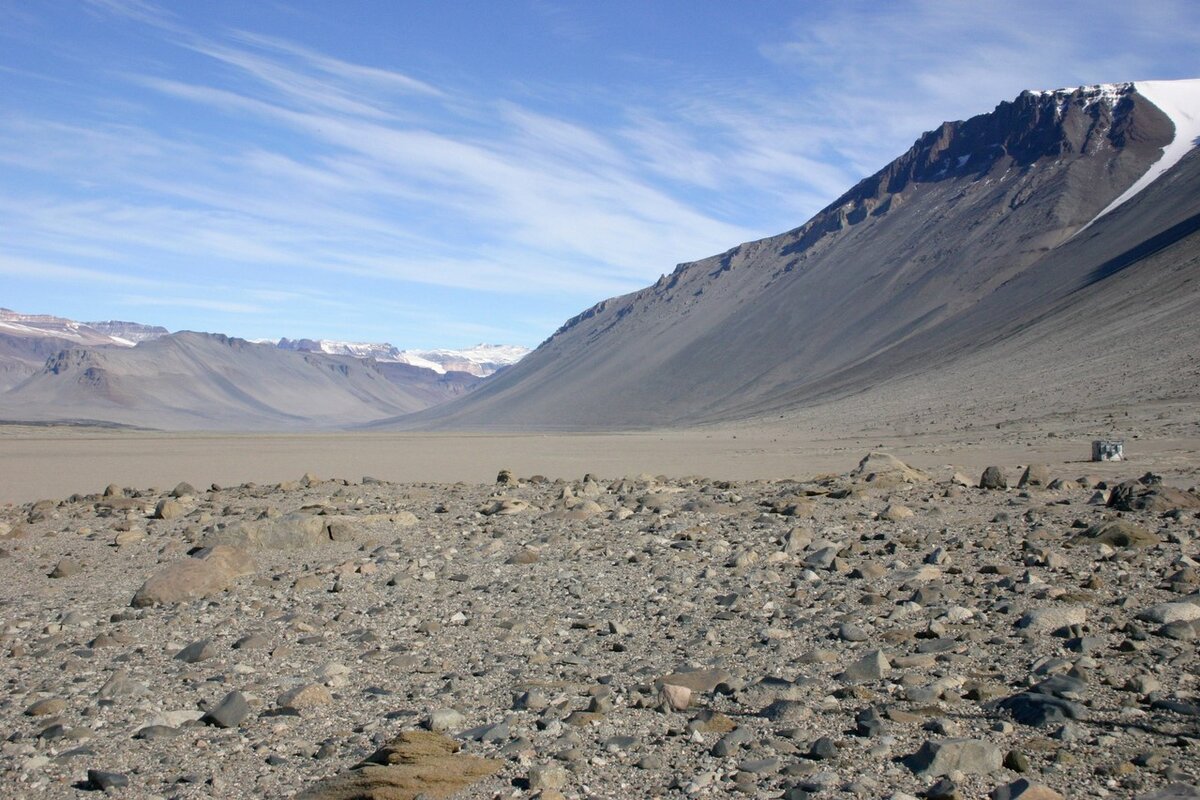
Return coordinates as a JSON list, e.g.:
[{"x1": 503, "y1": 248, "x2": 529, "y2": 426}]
[{"x1": 385, "y1": 81, "x2": 1200, "y2": 430}]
